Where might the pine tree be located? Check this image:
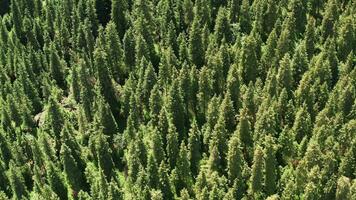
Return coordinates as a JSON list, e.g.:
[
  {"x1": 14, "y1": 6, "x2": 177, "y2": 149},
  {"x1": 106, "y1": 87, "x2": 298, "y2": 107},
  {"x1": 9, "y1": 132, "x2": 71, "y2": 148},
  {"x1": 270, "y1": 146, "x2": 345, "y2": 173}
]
[
  {"x1": 292, "y1": 105, "x2": 312, "y2": 143},
  {"x1": 219, "y1": 92, "x2": 236, "y2": 133},
  {"x1": 166, "y1": 120, "x2": 179, "y2": 169},
  {"x1": 321, "y1": 0, "x2": 338, "y2": 40},
  {"x1": 49, "y1": 43, "x2": 66, "y2": 88},
  {"x1": 228, "y1": 0, "x2": 241, "y2": 23},
  {"x1": 250, "y1": 146, "x2": 263, "y2": 194},
  {"x1": 46, "y1": 162, "x2": 68, "y2": 200},
  {"x1": 183, "y1": 0, "x2": 194, "y2": 27},
  {"x1": 105, "y1": 22, "x2": 125, "y2": 83},
  {"x1": 239, "y1": 0, "x2": 251, "y2": 33},
  {"x1": 61, "y1": 144, "x2": 85, "y2": 193},
  {"x1": 227, "y1": 133, "x2": 243, "y2": 182},
  {"x1": 142, "y1": 62, "x2": 157, "y2": 111},
  {"x1": 208, "y1": 140, "x2": 222, "y2": 173},
  {"x1": 239, "y1": 35, "x2": 258, "y2": 84},
  {"x1": 189, "y1": 15, "x2": 205, "y2": 68},
  {"x1": 197, "y1": 66, "x2": 213, "y2": 120},
  {"x1": 90, "y1": 133, "x2": 114, "y2": 180},
  {"x1": 6, "y1": 94, "x2": 21, "y2": 126},
  {"x1": 304, "y1": 17, "x2": 316, "y2": 59},
  {"x1": 289, "y1": 0, "x2": 307, "y2": 35},
  {"x1": 93, "y1": 95, "x2": 118, "y2": 137},
  {"x1": 111, "y1": 0, "x2": 127, "y2": 39},
  {"x1": 176, "y1": 142, "x2": 191, "y2": 192},
  {"x1": 149, "y1": 85, "x2": 162, "y2": 126},
  {"x1": 166, "y1": 79, "x2": 186, "y2": 137},
  {"x1": 226, "y1": 64, "x2": 241, "y2": 110},
  {"x1": 123, "y1": 28, "x2": 136, "y2": 70},
  {"x1": 44, "y1": 96, "x2": 64, "y2": 145},
  {"x1": 188, "y1": 119, "x2": 201, "y2": 176},
  {"x1": 337, "y1": 16, "x2": 355, "y2": 61},
  {"x1": 7, "y1": 161, "x2": 27, "y2": 199},
  {"x1": 291, "y1": 42, "x2": 309, "y2": 83},
  {"x1": 276, "y1": 15, "x2": 295, "y2": 61},
  {"x1": 277, "y1": 54, "x2": 294, "y2": 95},
  {"x1": 214, "y1": 7, "x2": 232, "y2": 45},
  {"x1": 94, "y1": 48, "x2": 119, "y2": 114},
  {"x1": 336, "y1": 176, "x2": 351, "y2": 200},
  {"x1": 146, "y1": 153, "x2": 159, "y2": 189},
  {"x1": 126, "y1": 141, "x2": 141, "y2": 182},
  {"x1": 264, "y1": 135, "x2": 277, "y2": 195},
  {"x1": 212, "y1": 115, "x2": 228, "y2": 166},
  {"x1": 238, "y1": 107, "x2": 253, "y2": 151},
  {"x1": 11, "y1": 0, "x2": 22, "y2": 38},
  {"x1": 260, "y1": 29, "x2": 278, "y2": 80},
  {"x1": 158, "y1": 162, "x2": 174, "y2": 200}
]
